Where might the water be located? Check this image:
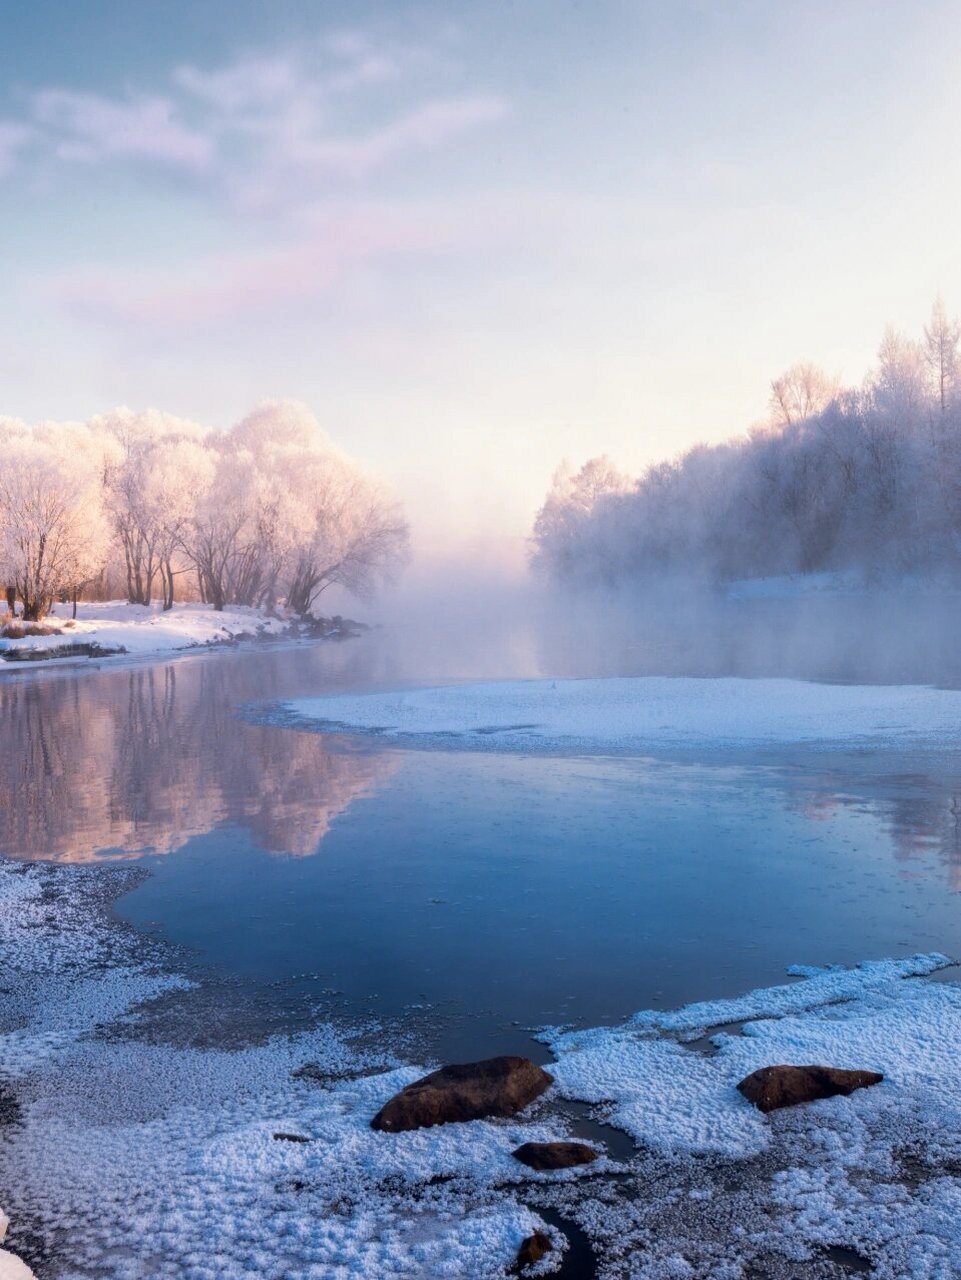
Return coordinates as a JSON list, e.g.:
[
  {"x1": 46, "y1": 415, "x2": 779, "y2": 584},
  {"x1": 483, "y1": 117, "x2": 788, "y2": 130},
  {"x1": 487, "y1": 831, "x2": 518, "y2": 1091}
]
[{"x1": 3, "y1": 634, "x2": 961, "y2": 1063}]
